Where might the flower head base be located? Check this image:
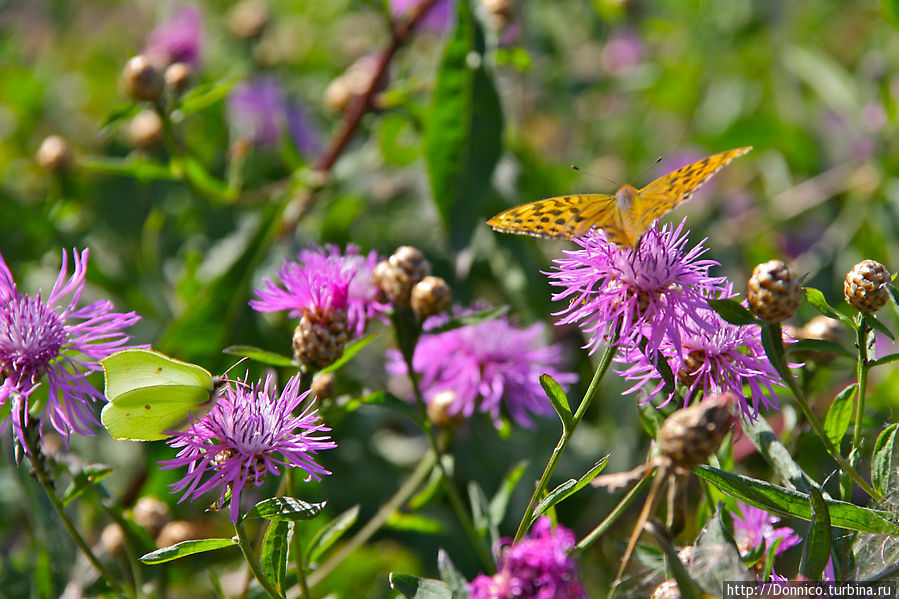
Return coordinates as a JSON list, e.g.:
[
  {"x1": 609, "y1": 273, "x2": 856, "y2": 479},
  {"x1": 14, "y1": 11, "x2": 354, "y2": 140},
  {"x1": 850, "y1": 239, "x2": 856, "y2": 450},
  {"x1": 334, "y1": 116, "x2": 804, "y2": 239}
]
[
  {"x1": 160, "y1": 373, "x2": 336, "y2": 522},
  {"x1": 469, "y1": 516, "x2": 586, "y2": 599},
  {"x1": 618, "y1": 305, "x2": 782, "y2": 419},
  {"x1": 386, "y1": 309, "x2": 577, "y2": 429},
  {"x1": 251, "y1": 244, "x2": 387, "y2": 339},
  {"x1": 547, "y1": 219, "x2": 728, "y2": 358},
  {"x1": 0, "y1": 249, "x2": 141, "y2": 449},
  {"x1": 144, "y1": 4, "x2": 204, "y2": 68}
]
